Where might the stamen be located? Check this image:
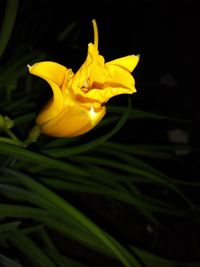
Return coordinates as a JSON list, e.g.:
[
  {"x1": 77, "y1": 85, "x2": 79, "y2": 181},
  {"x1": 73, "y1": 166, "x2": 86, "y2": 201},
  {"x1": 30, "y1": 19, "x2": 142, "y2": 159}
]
[
  {"x1": 83, "y1": 80, "x2": 90, "y2": 88},
  {"x1": 92, "y1": 19, "x2": 98, "y2": 49}
]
